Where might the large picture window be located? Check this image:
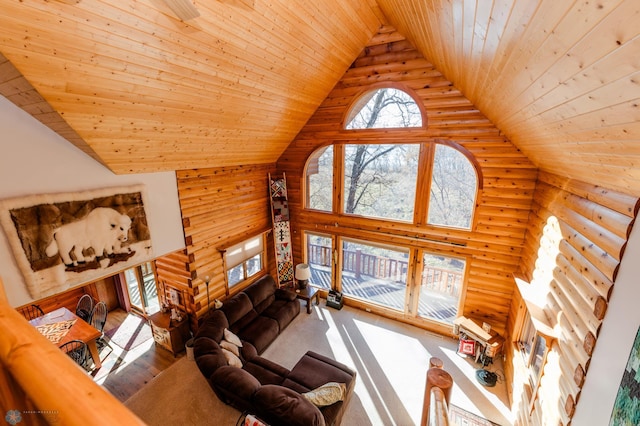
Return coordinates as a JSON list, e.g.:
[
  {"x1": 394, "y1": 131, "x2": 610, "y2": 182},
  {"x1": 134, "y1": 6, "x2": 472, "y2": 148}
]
[
  {"x1": 298, "y1": 85, "x2": 479, "y2": 328},
  {"x1": 340, "y1": 239, "x2": 409, "y2": 312},
  {"x1": 427, "y1": 144, "x2": 477, "y2": 228},
  {"x1": 418, "y1": 253, "x2": 465, "y2": 324},
  {"x1": 343, "y1": 144, "x2": 419, "y2": 222},
  {"x1": 304, "y1": 142, "x2": 478, "y2": 230}
]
